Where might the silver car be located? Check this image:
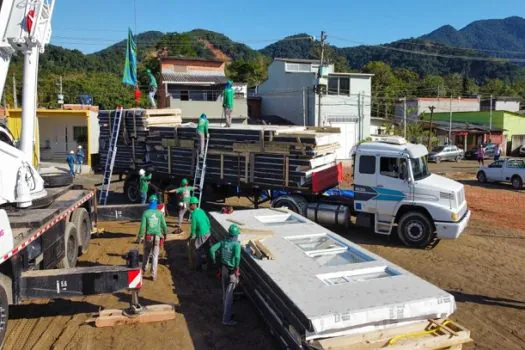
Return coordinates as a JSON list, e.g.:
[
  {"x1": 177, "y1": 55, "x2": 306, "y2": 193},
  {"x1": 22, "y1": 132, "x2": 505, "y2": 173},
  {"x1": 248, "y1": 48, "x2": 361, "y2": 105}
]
[{"x1": 428, "y1": 145, "x2": 464, "y2": 163}]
